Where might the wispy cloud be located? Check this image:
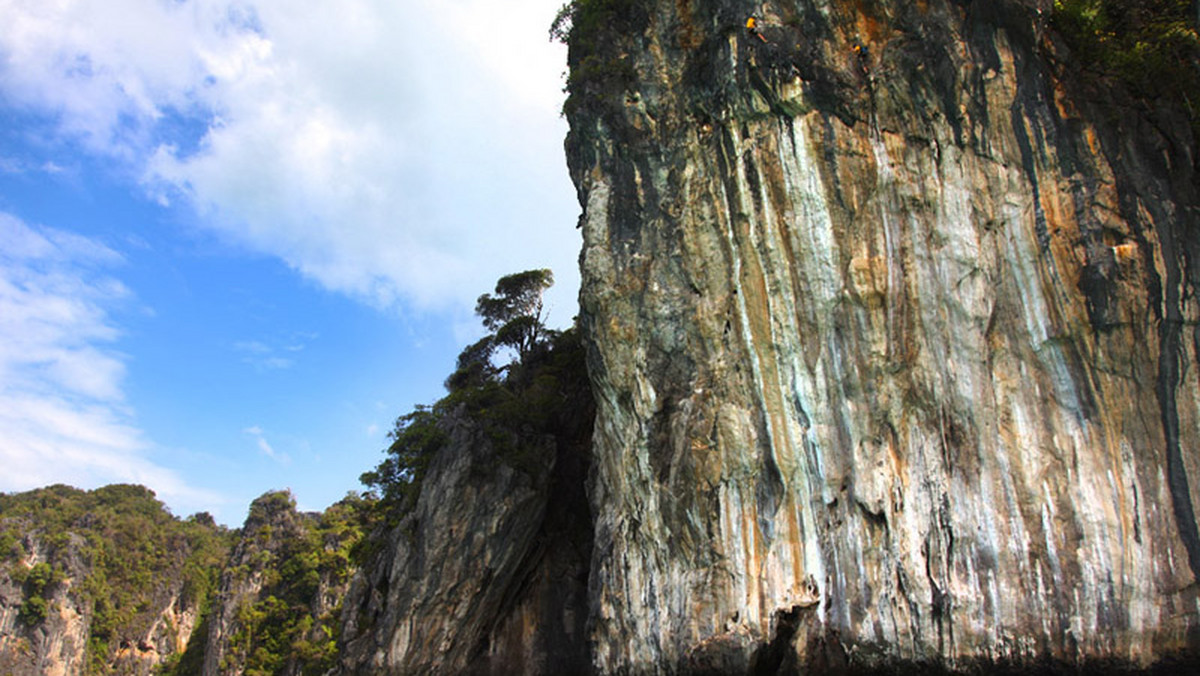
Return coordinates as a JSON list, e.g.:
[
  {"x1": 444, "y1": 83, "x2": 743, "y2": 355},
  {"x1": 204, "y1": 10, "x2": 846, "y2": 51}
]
[
  {"x1": 0, "y1": 212, "x2": 217, "y2": 511},
  {"x1": 232, "y1": 331, "x2": 313, "y2": 371},
  {"x1": 244, "y1": 425, "x2": 289, "y2": 464},
  {"x1": 0, "y1": 0, "x2": 580, "y2": 316},
  {"x1": 0, "y1": 156, "x2": 65, "y2": 176},
  {"x1": 233, "y1": 339, "x2": 293, "y2": 371}
]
